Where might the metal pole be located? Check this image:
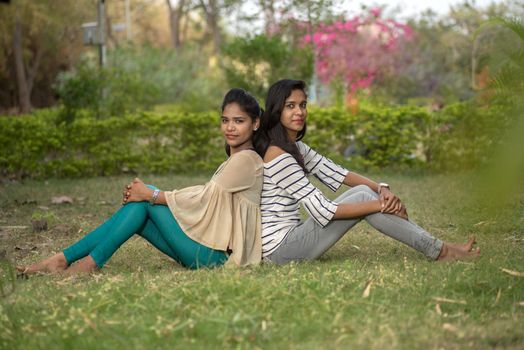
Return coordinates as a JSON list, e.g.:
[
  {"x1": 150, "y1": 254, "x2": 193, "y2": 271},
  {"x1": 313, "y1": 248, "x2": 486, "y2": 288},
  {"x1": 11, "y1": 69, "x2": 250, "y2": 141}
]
[
  {"x1": 125, "y1": 0, "x2": 132, "y2": 41},
  {"x1": 97, "y1": 0, "x2": 106, "y2": 67}
]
